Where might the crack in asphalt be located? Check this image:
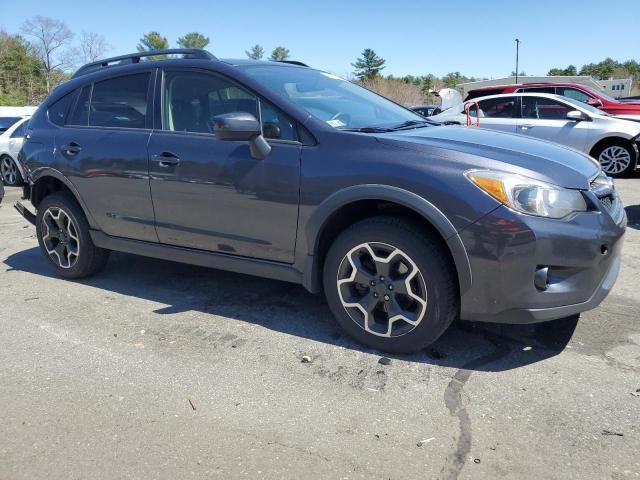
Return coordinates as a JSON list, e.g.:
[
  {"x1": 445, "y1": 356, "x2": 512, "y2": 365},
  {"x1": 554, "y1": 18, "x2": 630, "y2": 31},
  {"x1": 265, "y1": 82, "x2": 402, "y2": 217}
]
[{"x1": 440, "y1": 332, "x2": 511, "y2": 480}]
